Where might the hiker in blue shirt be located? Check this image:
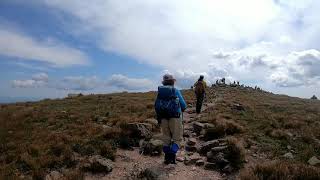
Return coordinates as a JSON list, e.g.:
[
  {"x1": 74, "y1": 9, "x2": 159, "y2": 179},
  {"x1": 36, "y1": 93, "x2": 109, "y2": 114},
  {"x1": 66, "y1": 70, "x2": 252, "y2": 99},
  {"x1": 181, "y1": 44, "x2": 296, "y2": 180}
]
[{"x1": 155, "y1": 74, "x2": 187, "y2": 164}]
